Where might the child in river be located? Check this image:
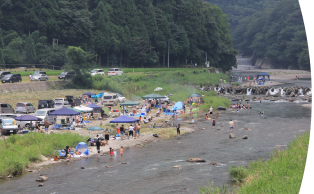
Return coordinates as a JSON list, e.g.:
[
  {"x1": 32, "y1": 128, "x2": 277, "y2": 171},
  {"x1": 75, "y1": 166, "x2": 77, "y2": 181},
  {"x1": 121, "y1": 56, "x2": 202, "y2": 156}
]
[
  {"x1": 109, "y1": 147, "x2": 114, "y2": 158},
  {"x1": 120, "y1": 146, "x2": 123, "y2": 156}
]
